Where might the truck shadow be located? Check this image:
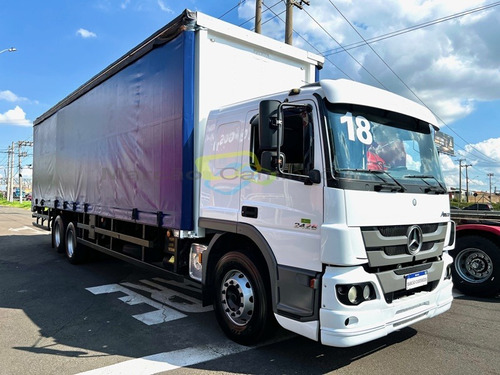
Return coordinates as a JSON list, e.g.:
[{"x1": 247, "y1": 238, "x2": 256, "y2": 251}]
[
  {"x1": 194, "y1": 326, "x2": 418, "y2": 374},
  {"x1": 453, "y1": 293, "x2": 500, "y2": 303},
  {"x1": 1, "y1": 232, "x2": 419, "y2": 373}
]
